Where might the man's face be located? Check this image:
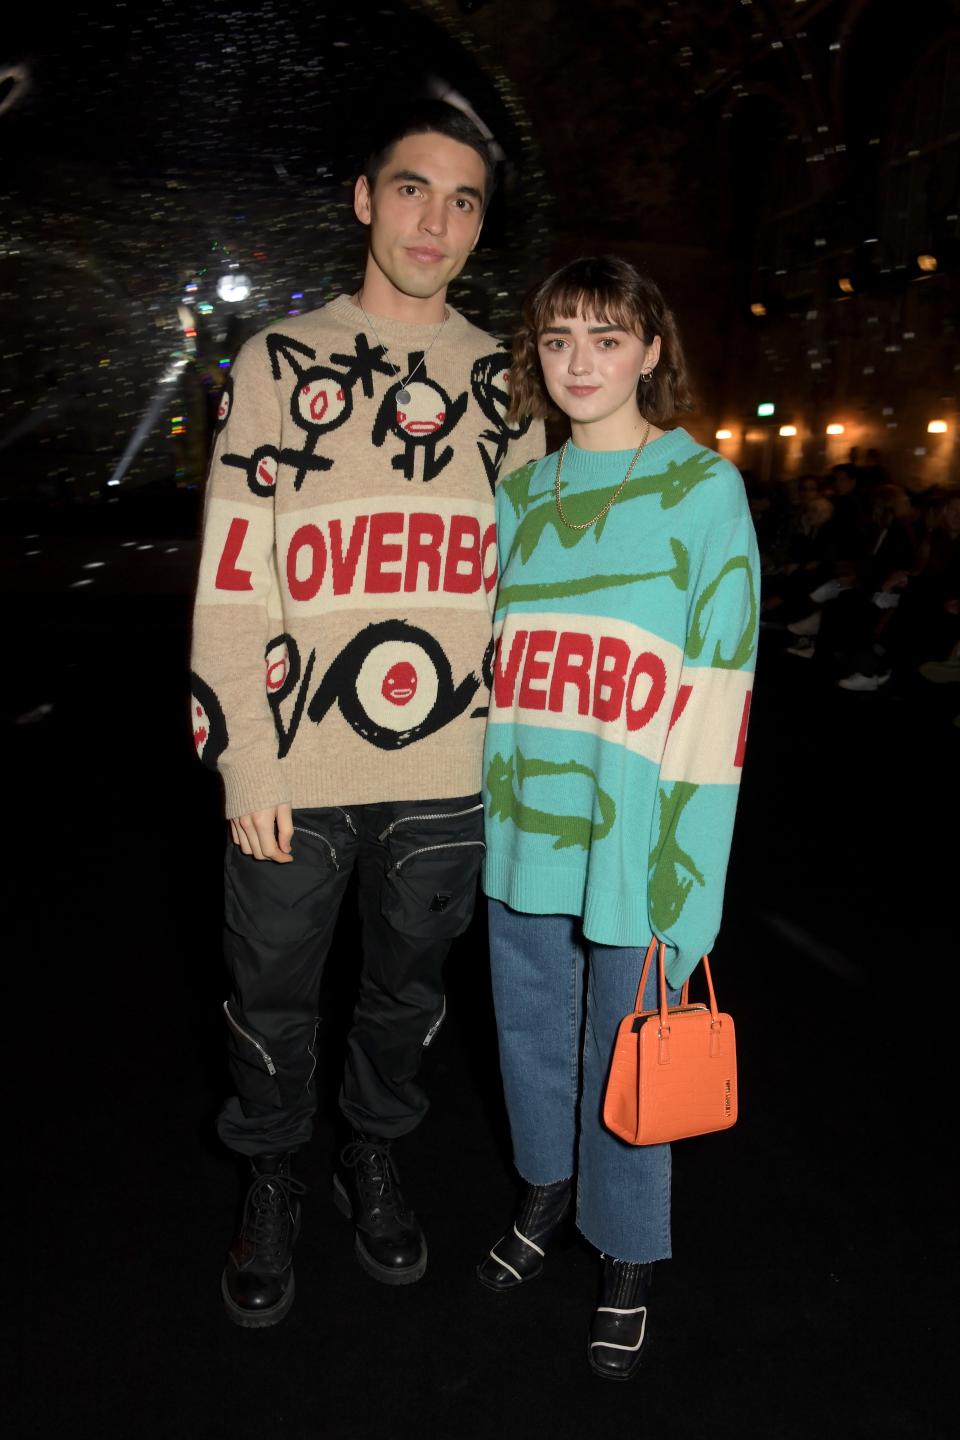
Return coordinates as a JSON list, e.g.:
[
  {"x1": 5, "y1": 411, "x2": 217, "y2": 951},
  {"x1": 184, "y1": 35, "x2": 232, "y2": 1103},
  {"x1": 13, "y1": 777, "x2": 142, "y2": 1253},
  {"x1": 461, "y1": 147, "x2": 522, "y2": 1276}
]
[{"x1": 354, "y1": 132, "x2": 485, "y2": 303}]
